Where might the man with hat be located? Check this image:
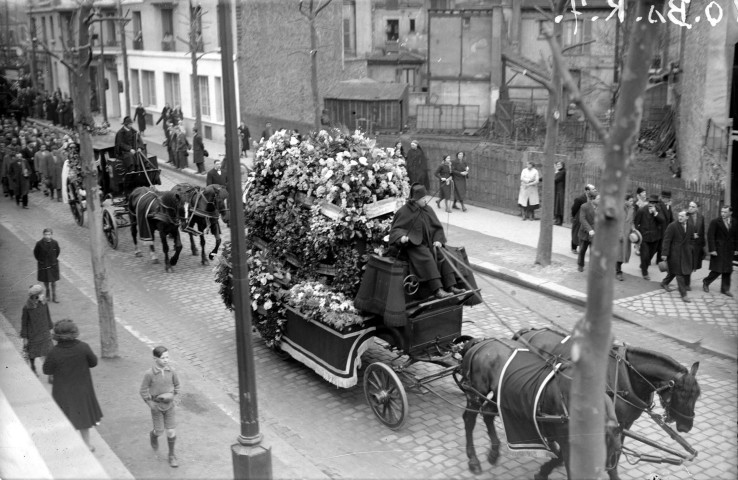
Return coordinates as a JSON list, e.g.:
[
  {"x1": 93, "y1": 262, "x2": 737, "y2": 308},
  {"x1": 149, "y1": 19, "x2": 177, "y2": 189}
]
[
  {"x1": 570, "y1": 184, "x2": 596, "y2": 254},
  {"x1": 660, "y1": 210, "x2": 695, "y2": 302},
  {"x1": 115, "y1": 116, "x2": 145, "y2": 171},
  {"x1": 702, "y1": 205, "x2": 738, "y2": 297},
  {"x1": 655, "y1": 190, "x2": 674, "y2": 260},
  {"x1": 634, "y1": 193, "x2": 666, "y2": 280},
  {"x1": 389, "y1": 184, "x2": 464, "y2": 299}
]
